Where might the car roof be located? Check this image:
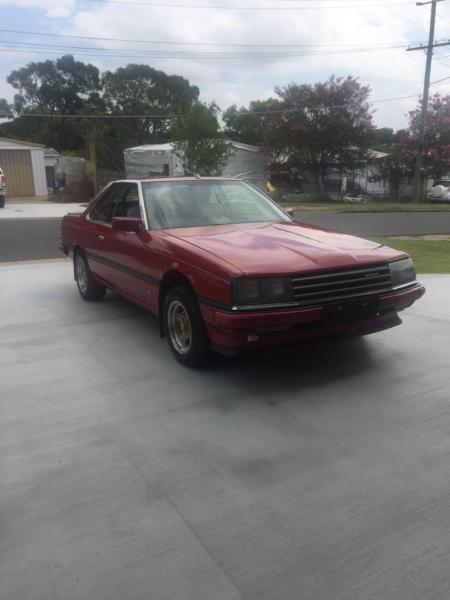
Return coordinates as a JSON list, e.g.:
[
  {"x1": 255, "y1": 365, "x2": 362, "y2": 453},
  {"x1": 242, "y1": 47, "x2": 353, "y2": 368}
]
[{"x1": 112, "y1": 177, "x2": 241, "y2": 184}]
